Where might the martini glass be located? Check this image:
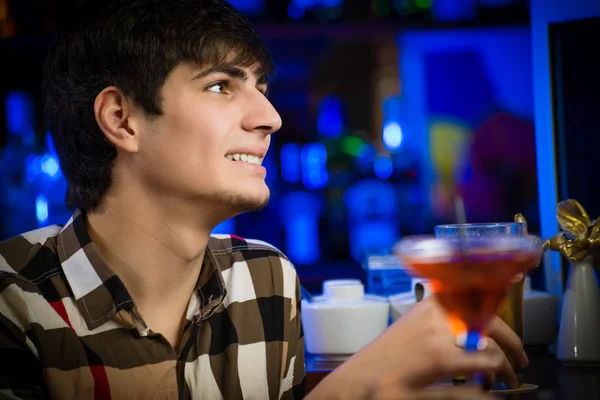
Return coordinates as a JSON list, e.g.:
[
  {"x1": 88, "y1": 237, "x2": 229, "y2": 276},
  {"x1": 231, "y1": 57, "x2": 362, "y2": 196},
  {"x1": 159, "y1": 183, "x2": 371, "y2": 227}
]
[
  {"x1": 394, "y1": 234, "x2": 543, "y2": 384},
  {"x1": 435, "y1": 222, "x2": 527, "y2": 388}
]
